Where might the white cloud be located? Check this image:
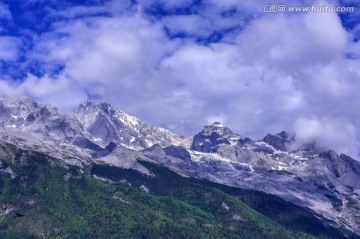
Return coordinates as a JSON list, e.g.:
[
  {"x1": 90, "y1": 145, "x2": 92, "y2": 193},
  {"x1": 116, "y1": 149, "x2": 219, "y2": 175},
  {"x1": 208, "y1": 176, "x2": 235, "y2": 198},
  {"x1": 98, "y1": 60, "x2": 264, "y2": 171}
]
[
  {"x1": 22, "y1": 10, "x2": 181, "y2": 112},
  {"x1": 0, "y1": 74, "x2": 87, "y2": 110},
  {"x1": 0, "y1": 1, "x2": 360, "y2": 158},
  {"x1": 237, "y1": 12, "x2": 348, "y2": 70},
  {"x1": 0, "y1": 2, "x2": 11, "y2": 20},
  {"x1": 0, "y1": 37, "x2": 21, "y2": 61},
  {"x1": 294, "y1": 117, "x2": 358, "y2": 156}
]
